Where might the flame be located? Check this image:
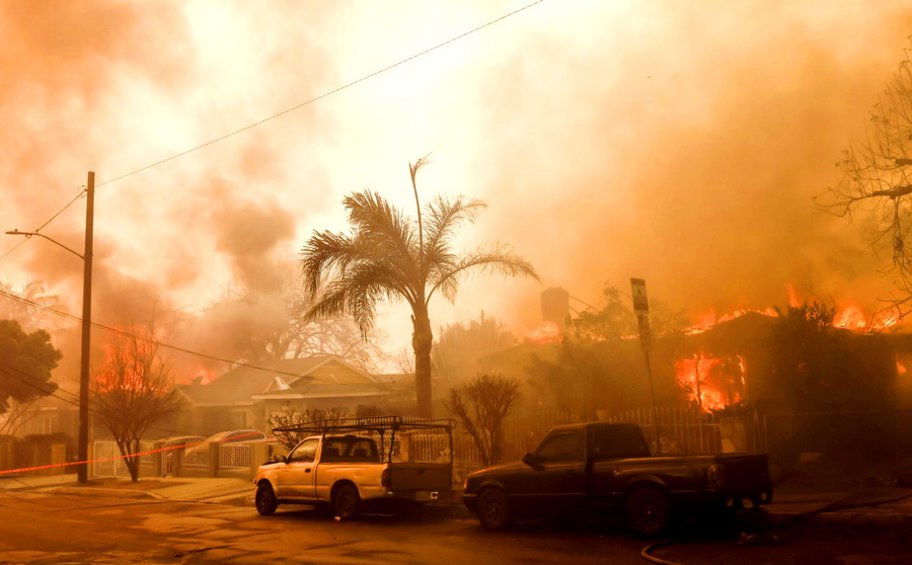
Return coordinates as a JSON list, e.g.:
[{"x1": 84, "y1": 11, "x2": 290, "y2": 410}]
[
  {"x1": 684, "y1": 308, "x2": 777, "y2": 335},
  {"x1": 189, "y1": 365, "x2": 218, "y2": 385},
  {"x1": 524, "y1": 321, "x2": 562, "y2": 344},
  {"x1": 95, "y1": 329, "x2": 170, "y2": 394},
  {"x1": 787, "y1": 283, "x2": 801, "y2": 308},
  {"x1": 832, "y1": 304, "x2": 898, "y2": 332},
  {"x1": 674, "y1": 352, "x2": 745, "y2": 412},
  {"x1": 897, "y1": 358, "x2": 907, "y2": 376}
]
